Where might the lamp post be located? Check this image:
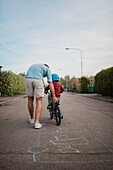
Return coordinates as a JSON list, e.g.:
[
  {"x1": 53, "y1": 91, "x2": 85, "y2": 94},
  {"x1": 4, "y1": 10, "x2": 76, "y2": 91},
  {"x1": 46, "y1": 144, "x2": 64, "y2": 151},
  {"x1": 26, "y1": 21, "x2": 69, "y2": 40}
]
[{"x1": 65, "y1": 48, "x2": 83, "y2": 77}]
